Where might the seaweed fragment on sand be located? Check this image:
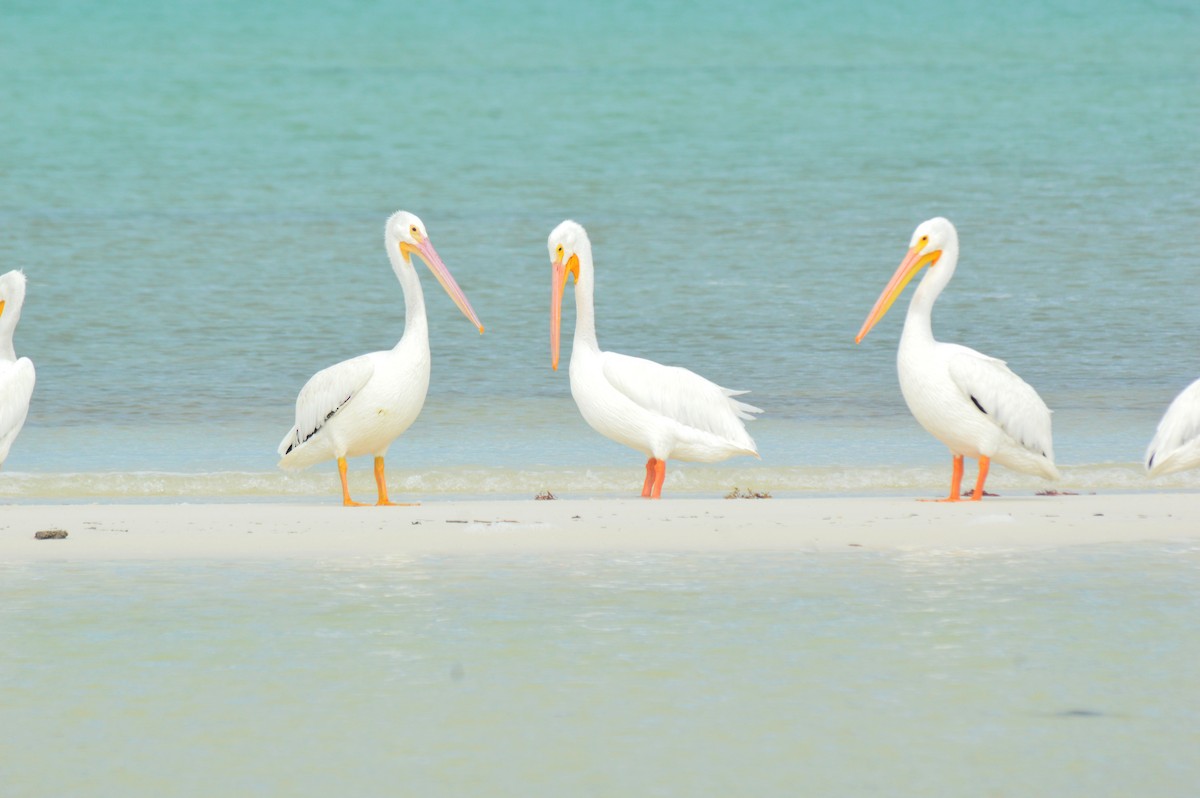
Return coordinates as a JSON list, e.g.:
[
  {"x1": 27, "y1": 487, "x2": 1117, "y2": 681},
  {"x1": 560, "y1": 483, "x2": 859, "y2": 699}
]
[
  {"x1": 725, "y1": 487, "x2": 771, "y2": 499},
  {"x1": 35, "y1": 529, "x2": 69, "y2": 540}
]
